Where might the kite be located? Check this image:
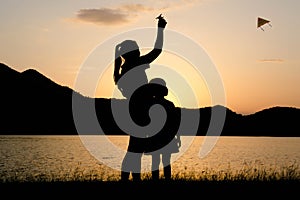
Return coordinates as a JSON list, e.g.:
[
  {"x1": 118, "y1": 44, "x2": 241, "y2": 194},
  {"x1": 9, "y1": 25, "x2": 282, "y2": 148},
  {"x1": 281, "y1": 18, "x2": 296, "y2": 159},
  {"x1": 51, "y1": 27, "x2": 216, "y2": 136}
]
[{"x1": 257, "y1": 17, "x2": 272, "y2": 31}]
